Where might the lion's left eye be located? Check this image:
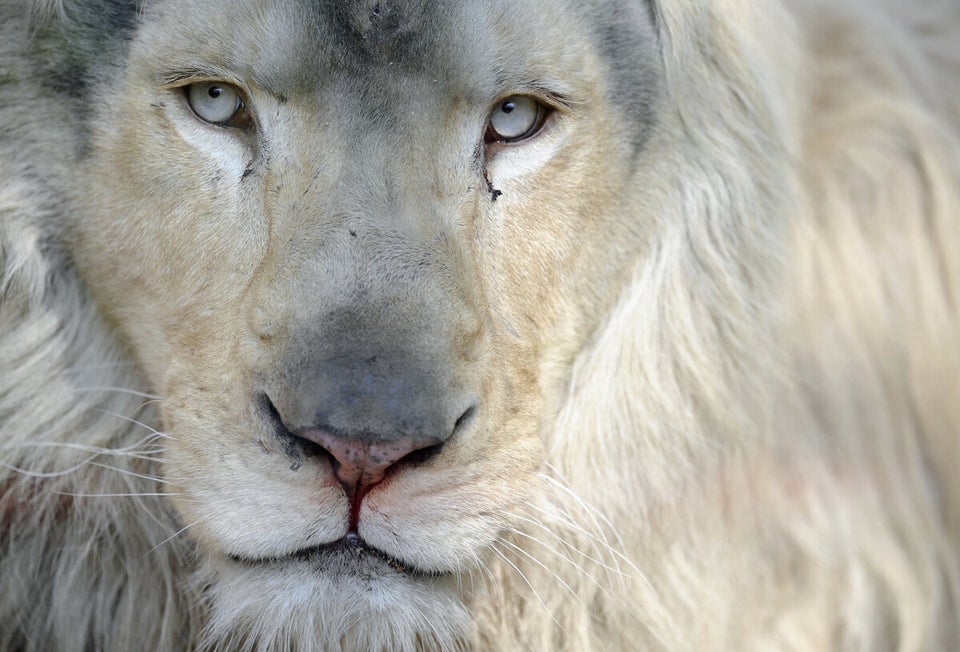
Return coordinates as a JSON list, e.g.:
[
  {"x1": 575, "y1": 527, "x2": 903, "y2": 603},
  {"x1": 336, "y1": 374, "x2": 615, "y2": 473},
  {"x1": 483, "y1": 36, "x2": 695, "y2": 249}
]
[
  {"x1": 485, "y1": 96, "x2": 548, "y2": 143},
  {"x1": 186, "y1": 82, "x2": 250, "y2": 128}
]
